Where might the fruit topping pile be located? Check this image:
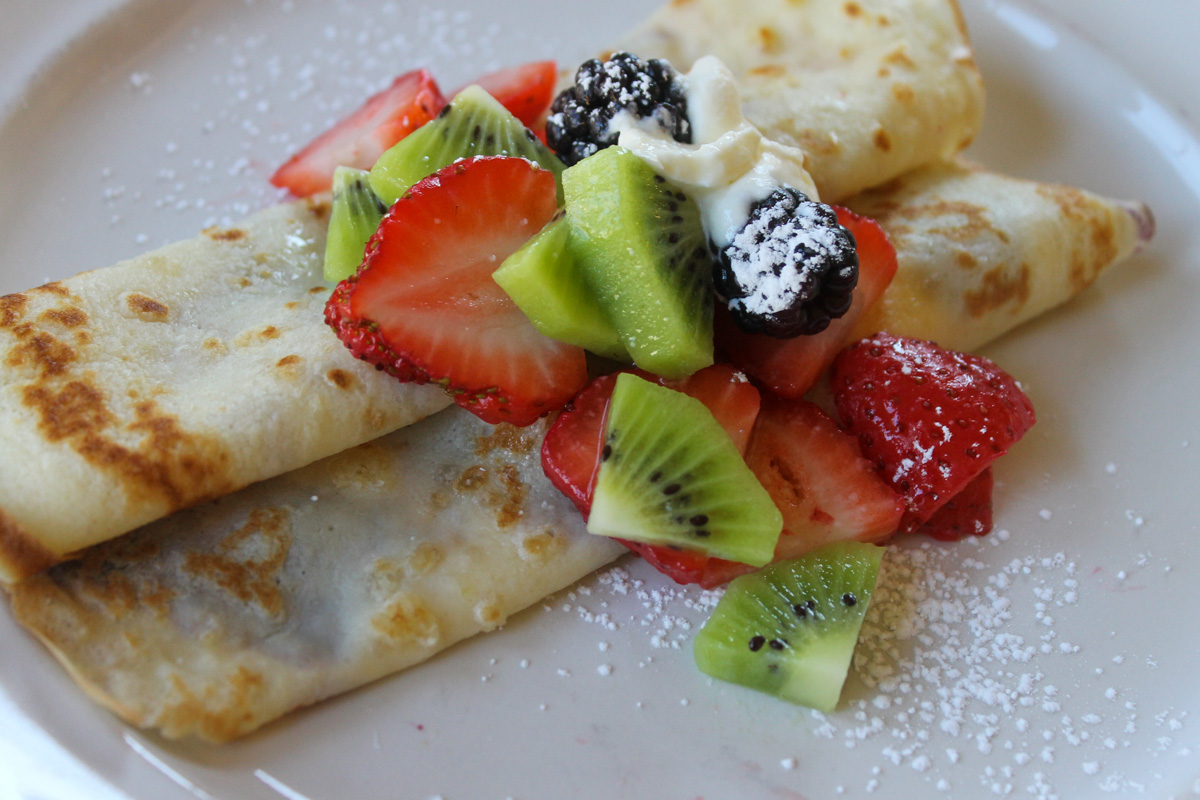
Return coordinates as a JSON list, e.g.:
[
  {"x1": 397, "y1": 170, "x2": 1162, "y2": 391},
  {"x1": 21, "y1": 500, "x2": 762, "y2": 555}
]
[
  {"x1": 546, "y1": 52, "x2": 692, "y2": 166},
  {"x1": 272, "y1": 52, "x2": 1036, "y2": 713}
]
